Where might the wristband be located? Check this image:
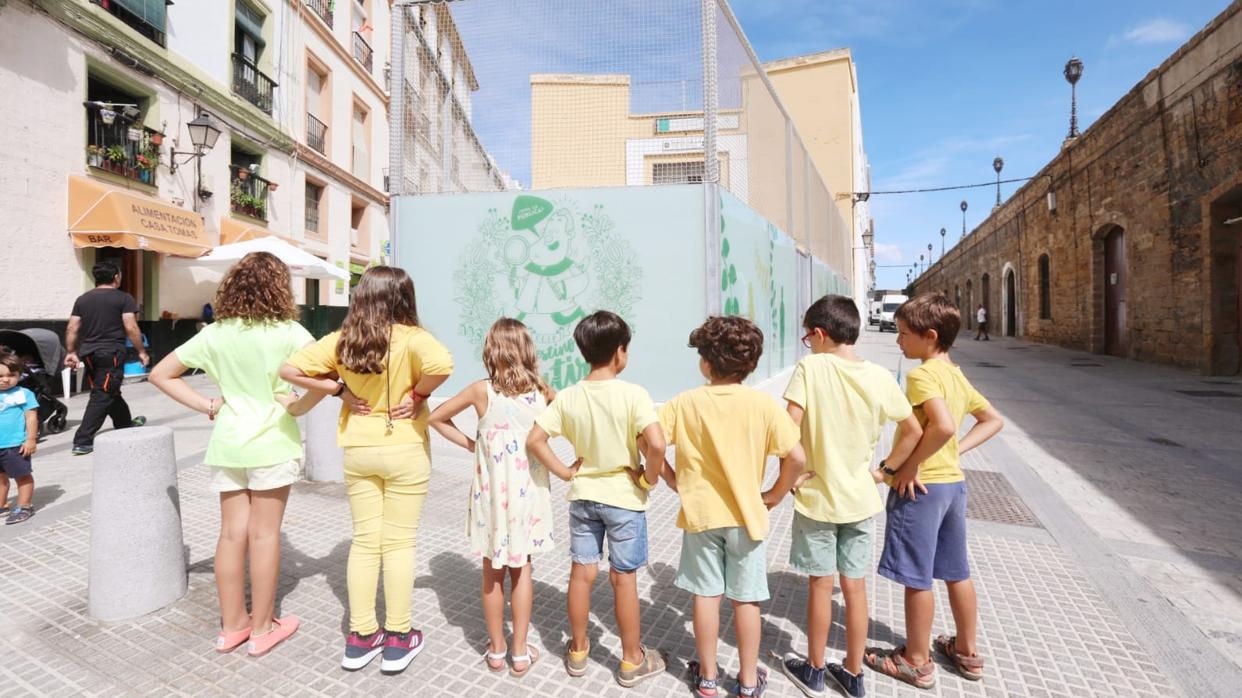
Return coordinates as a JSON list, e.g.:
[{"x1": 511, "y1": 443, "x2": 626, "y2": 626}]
[
  {"x1": 880, "y1": 460, "x2": 898, "y2": 476},
  {"x1": 412, "y1": 389, "x2": 431, "y2": 401},
  {"x1": 637, "y1": 472, "x2": 656, "y2": 490},
  {"x1": 333, "y1": 382, "x2": 345, "y2": 397}
]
